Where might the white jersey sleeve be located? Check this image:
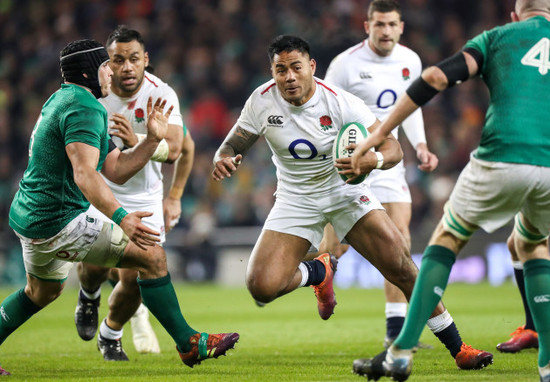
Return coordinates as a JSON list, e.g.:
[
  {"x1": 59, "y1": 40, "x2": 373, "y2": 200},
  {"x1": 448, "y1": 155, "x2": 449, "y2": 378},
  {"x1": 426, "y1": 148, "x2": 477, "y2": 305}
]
[
  {"x1": 235, "y1": 90, "x2": 264, "y2": 135},
  {"x1": 325, "y1": 53, "x2": 348, "y2": 89},
  {"x1": 398, "y1": 53, "x2": 426, "y2": 148},
  {"x1": 161, "y1": 86, "x2": 184, "y2": 127}
]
